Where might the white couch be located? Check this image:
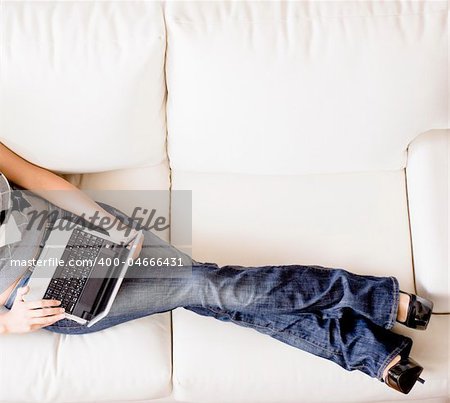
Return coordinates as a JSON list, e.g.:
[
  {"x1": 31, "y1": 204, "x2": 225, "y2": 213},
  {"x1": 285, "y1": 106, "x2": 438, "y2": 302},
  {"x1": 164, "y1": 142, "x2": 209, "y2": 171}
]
[{"x1": 0, "y1": 1, "x2": 448, "y2": 402}]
